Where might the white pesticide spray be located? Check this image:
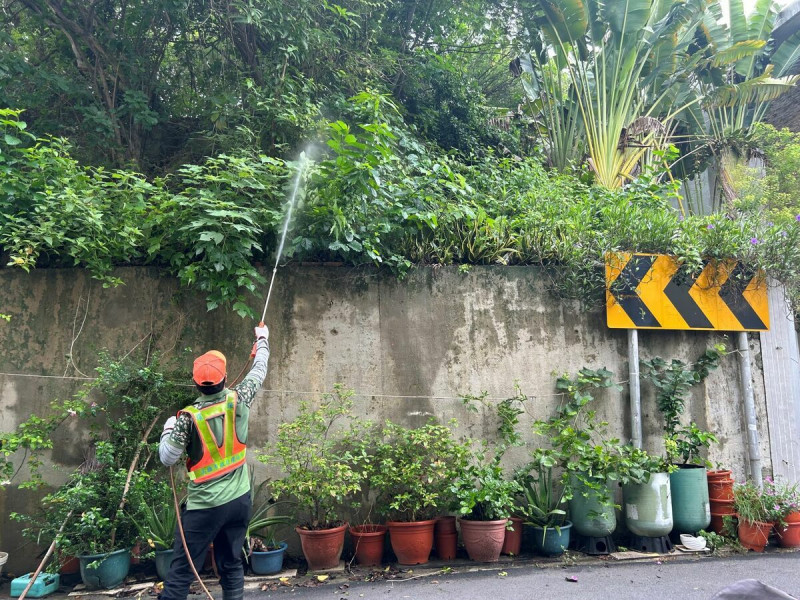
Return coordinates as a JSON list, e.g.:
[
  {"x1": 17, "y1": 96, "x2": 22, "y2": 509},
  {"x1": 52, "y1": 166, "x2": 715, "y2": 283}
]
[{"x1": 259, "y1": 149, "x2": 310, "y2": 324}]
